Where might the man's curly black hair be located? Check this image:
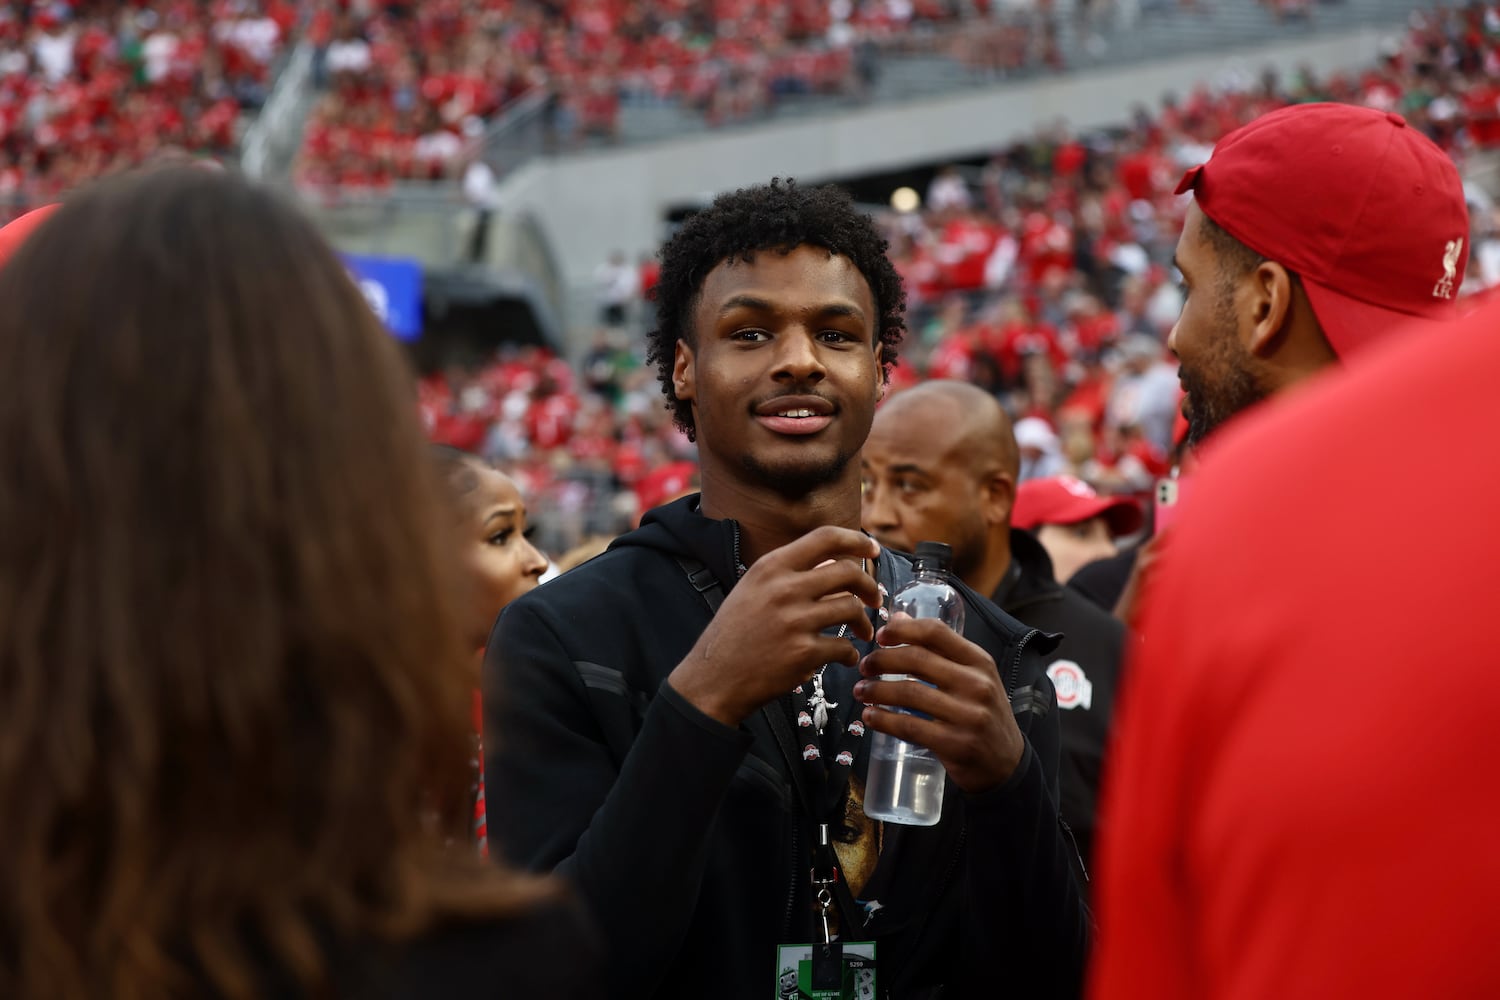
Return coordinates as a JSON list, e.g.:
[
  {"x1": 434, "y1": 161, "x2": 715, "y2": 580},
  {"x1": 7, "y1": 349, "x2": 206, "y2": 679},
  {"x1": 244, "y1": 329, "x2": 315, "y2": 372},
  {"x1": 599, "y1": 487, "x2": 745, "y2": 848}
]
[{"x1": 645, "y1": 178, "x2": 906, "y2": 440}]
